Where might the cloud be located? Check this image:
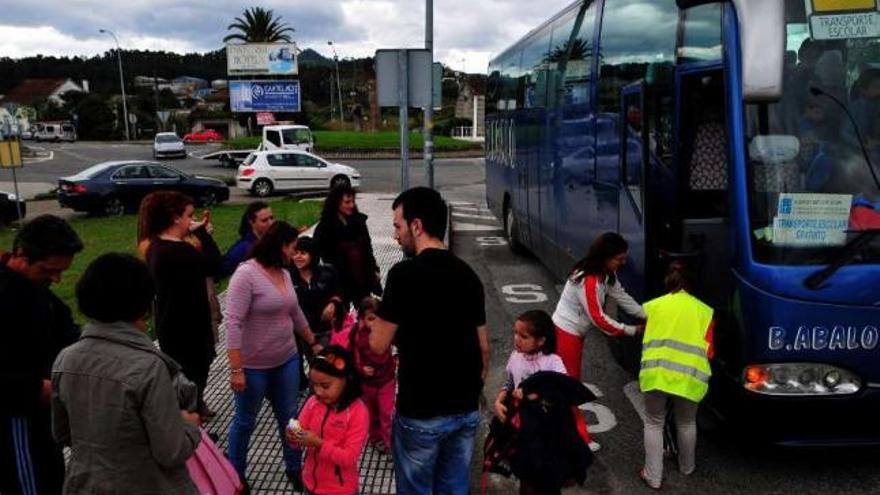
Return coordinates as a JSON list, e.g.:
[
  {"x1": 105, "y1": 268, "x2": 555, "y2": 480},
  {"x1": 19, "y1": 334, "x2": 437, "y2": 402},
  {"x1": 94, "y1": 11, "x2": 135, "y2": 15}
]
[{"x1": 0, "y1": 0, "x2": 575, "y2": 72}]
